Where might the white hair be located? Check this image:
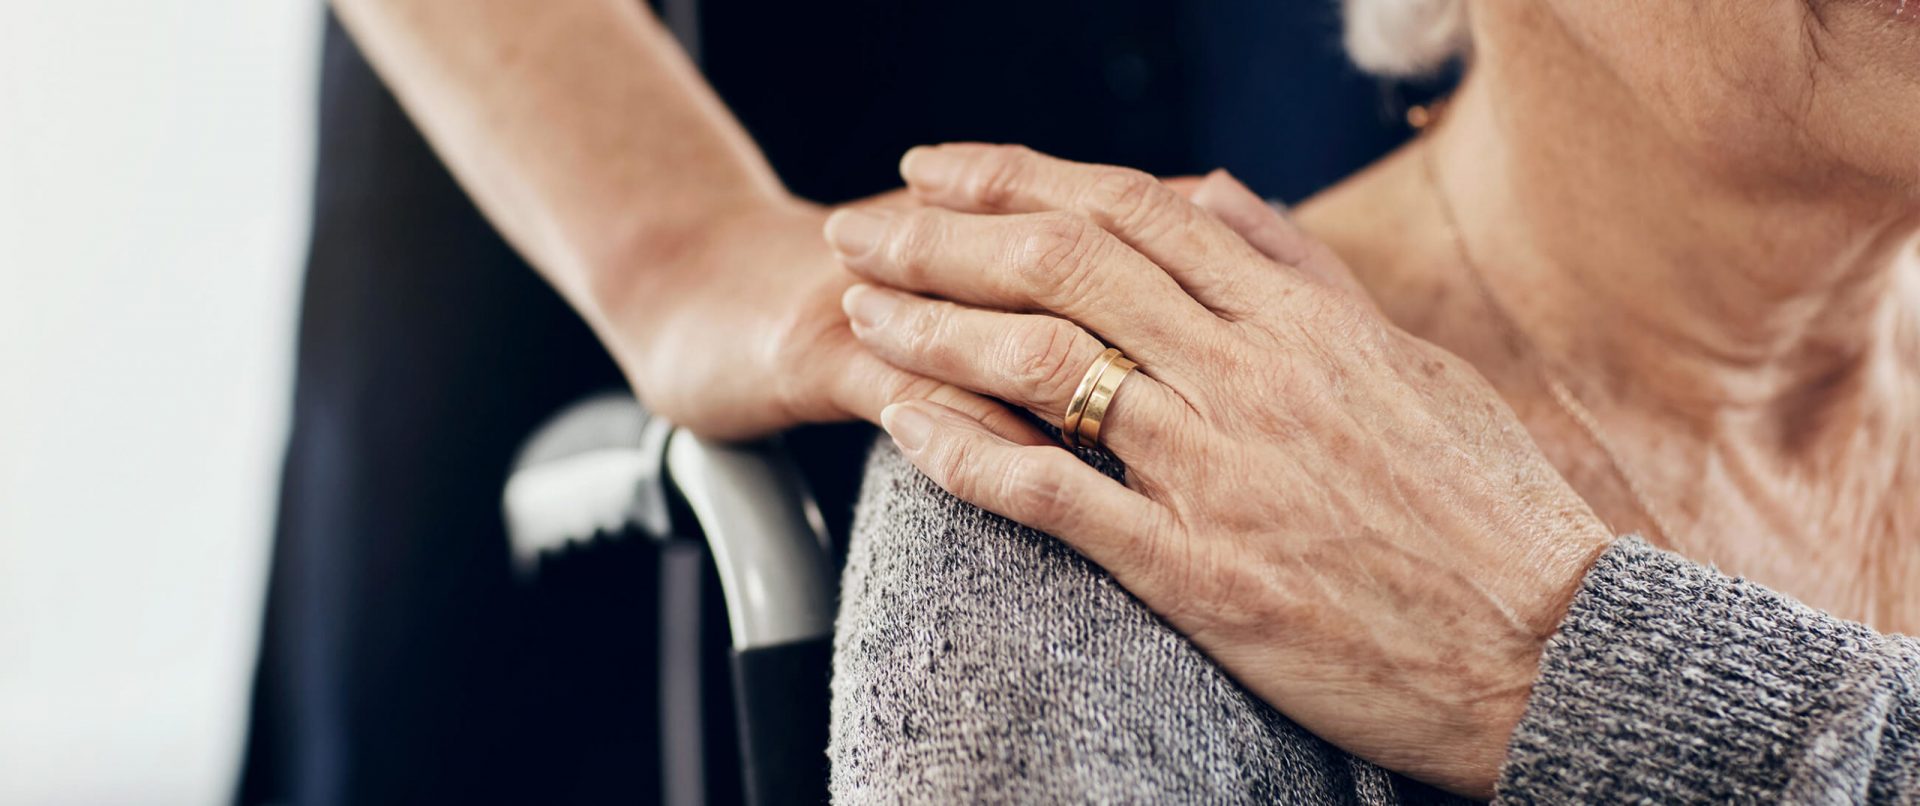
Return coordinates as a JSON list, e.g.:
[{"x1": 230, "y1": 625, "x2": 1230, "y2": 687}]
[{"x1": 1341, "y1": 0, "x2": 1471, "y2": 77}]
